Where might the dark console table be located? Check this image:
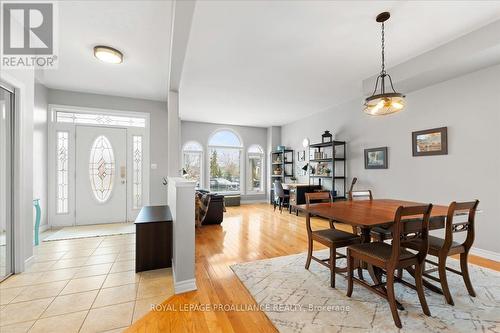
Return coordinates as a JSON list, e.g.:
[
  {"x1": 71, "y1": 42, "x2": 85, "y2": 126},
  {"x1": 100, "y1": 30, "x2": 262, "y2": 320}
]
[{"x1": 135, "y1": 205, "x2": 173, "y2": 272}]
